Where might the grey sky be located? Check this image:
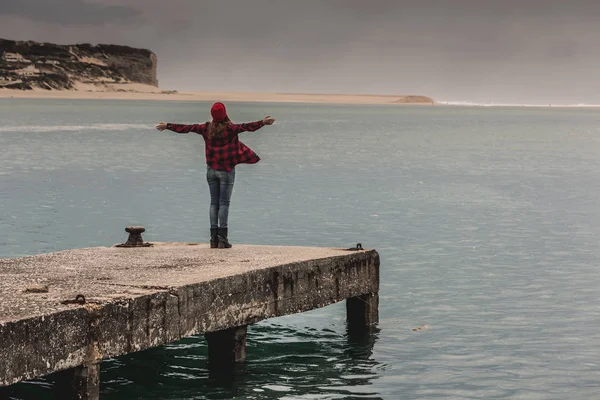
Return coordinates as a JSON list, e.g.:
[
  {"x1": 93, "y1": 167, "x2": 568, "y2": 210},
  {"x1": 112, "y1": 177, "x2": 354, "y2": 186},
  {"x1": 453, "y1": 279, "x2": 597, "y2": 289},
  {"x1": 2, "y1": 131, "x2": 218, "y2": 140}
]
[
  {"x1": 0, "y1": 0, "x2": 140, "y2": 24},
  {"x1": 1, "y1": 0, "x2": 599, "y2": 103}
]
